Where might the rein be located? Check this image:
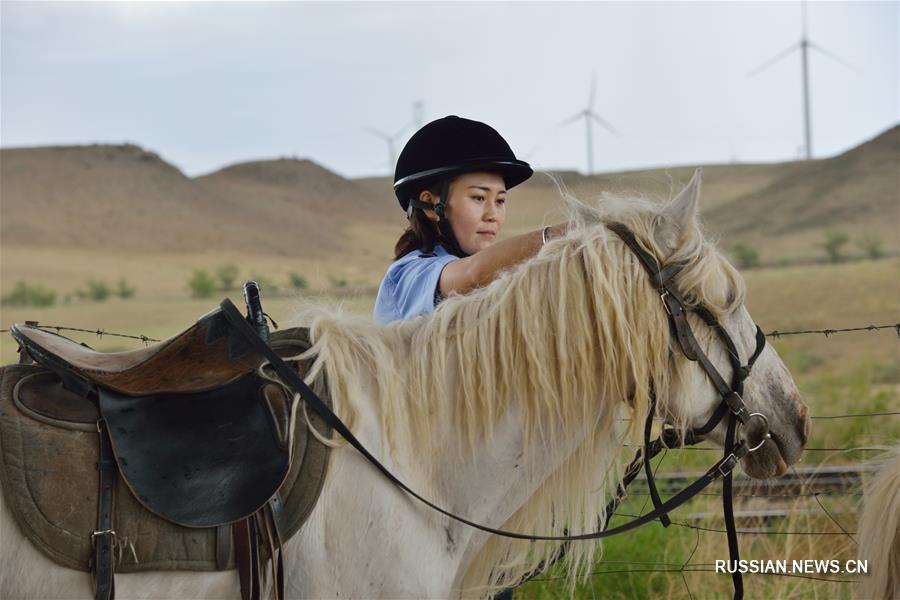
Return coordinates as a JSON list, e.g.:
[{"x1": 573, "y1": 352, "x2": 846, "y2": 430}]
[{"x1": 221, "y1": 221, "x2": 768, "y2": 599}]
